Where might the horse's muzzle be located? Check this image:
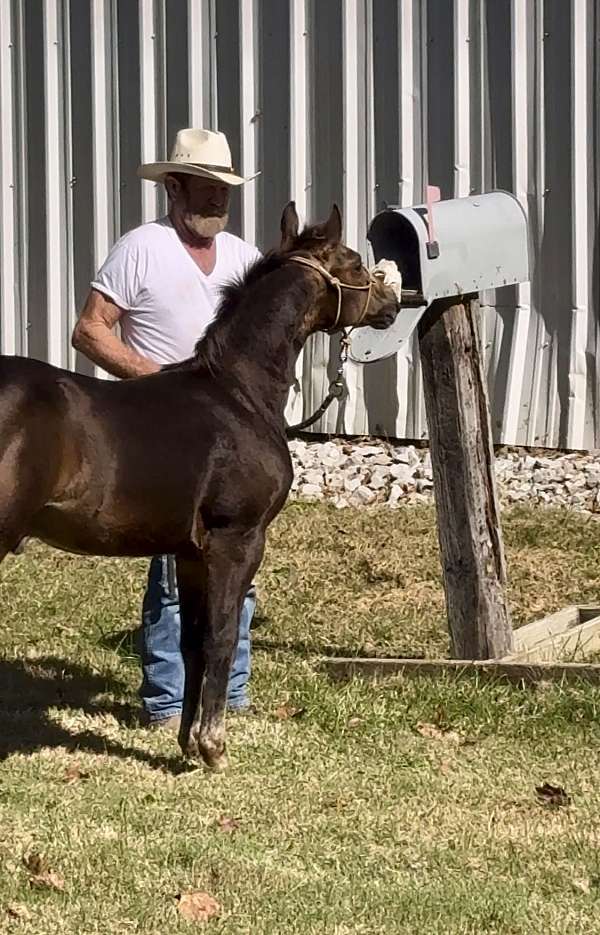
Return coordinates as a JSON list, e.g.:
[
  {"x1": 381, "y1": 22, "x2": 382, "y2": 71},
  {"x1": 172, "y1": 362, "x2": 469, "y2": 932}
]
[{"x1": 370, "y1": 302, "x2": 400, "y2": 330}]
